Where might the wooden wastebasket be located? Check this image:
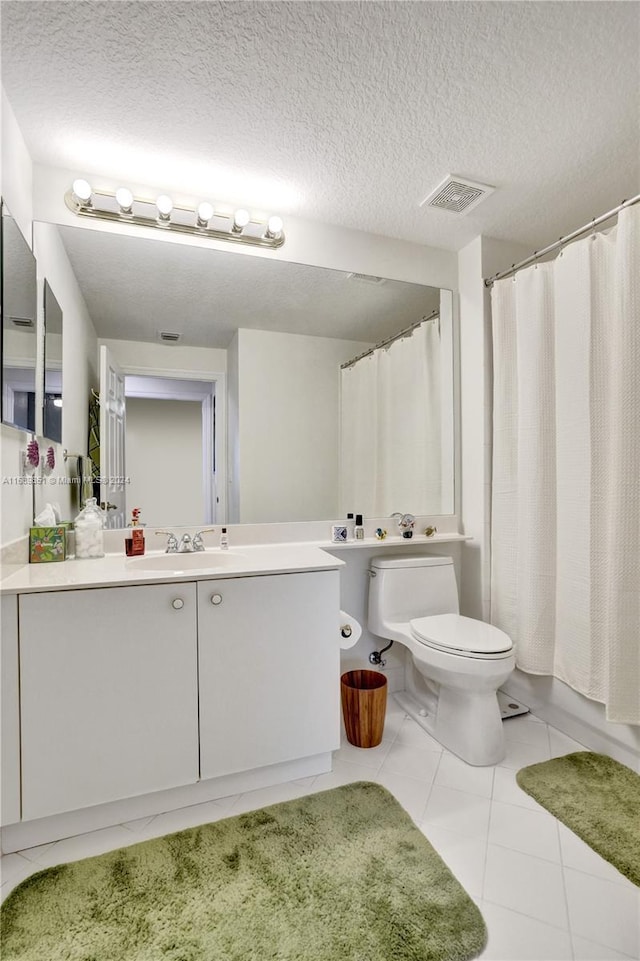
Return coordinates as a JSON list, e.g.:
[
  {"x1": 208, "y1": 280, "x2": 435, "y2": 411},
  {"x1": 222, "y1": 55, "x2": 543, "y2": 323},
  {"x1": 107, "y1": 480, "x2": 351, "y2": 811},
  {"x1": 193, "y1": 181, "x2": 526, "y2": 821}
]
[{"x1": 340, "y1": 670, "x2": 387, "y2": 748}]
